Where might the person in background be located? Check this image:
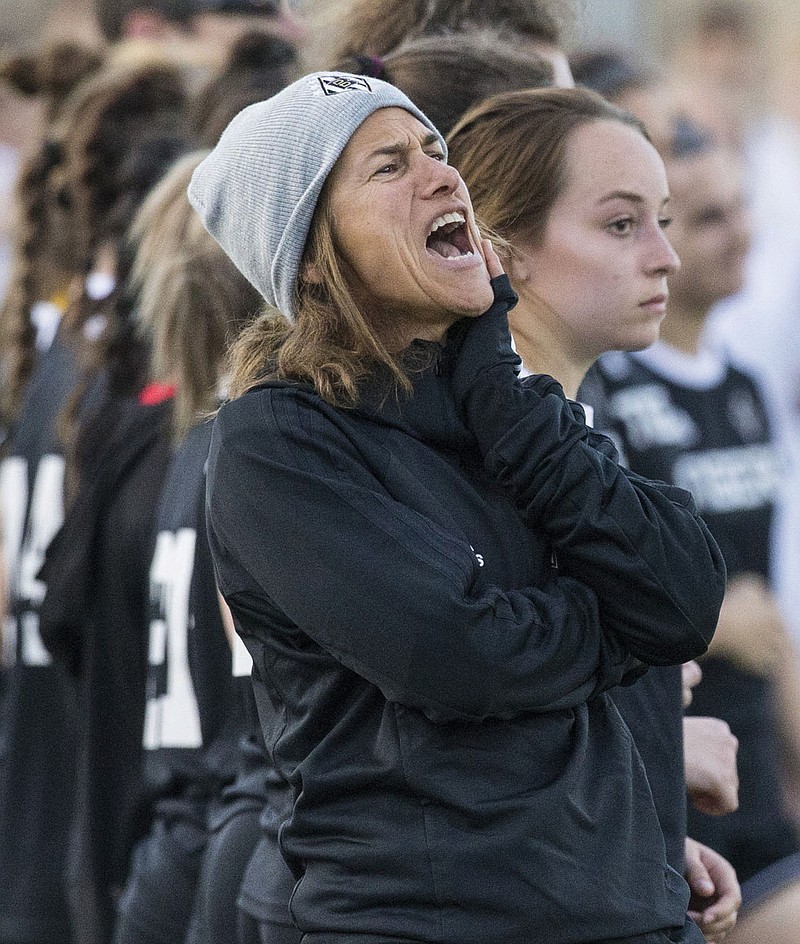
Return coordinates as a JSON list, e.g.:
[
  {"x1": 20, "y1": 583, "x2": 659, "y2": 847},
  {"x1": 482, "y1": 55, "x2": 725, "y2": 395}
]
[
  {"x1": 336, "y1": 28, "x2": 553, "y2": 137},
  {"x1": 103, "y1": 151, "x2": 261, "y2": 944},
  {"x1": 0, "y1": 42, "x2": 108, "y2": 944},
  {"x1": 586, "y1": 131, "x2": 800, "y2": 944},
  {"x1": 668, "y1": 1, "x2": 800, "y2": 664},
  {"x1": 93, "y1": 0, "x2": 306, "y2": 66},
  {"x1": 32, "y1": 57, "x2": 190, "y2": 944},
  {"x1": 0, "y1": 42, "x2": 104, "y2": 423},
  {"x1": 308, "y1": 0, "x2": 574, "y2": 86},
  {"x1": 447, "y1": 86, "x2": 741, "y2": 942}
]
